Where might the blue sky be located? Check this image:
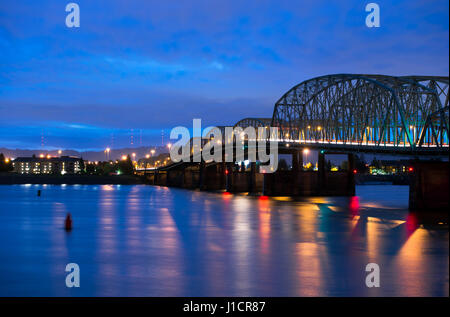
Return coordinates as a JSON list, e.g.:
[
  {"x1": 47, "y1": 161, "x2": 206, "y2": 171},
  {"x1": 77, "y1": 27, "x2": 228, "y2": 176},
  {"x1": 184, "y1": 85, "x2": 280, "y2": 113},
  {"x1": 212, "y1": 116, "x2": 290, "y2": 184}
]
[{"x1": 0, "y1": 0, "x2": 448, "y2": 150}]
